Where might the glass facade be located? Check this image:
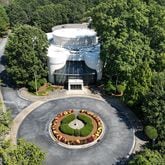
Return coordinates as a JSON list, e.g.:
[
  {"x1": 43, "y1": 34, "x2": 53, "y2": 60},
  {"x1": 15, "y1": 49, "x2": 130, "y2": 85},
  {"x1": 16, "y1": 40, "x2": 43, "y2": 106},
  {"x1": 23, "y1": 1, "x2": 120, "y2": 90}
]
[{"x1": 54, "y1": 61, "x2": 97, "y2": 85}]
